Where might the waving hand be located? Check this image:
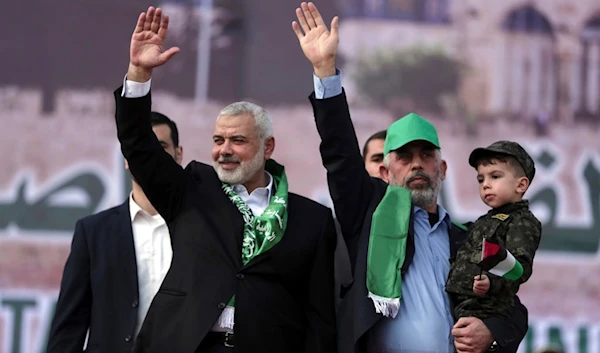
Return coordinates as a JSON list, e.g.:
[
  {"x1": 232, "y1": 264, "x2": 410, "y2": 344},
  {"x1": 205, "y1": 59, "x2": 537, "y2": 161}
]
[{"x1": 292, "y1": 2, "x2": 339, "y2": 78}]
